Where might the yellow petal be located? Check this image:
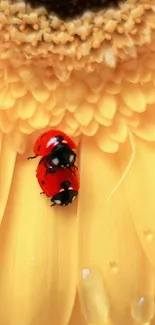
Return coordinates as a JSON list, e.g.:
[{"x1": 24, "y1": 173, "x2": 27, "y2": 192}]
[
  {"x1": 68, "y1": 294, "x2": 87, "y2": 325},
  {"x1": 119, "y1": 103, "x2": 133, "y2": 117},
  {"x1": 77, "y1": 137, "x2": 154, "y2": 324},
  {"x1": 86, "y1": 92, "x2": 99, "y2": 104},
  {"x1": 0, "y1": 134, "x2": 16, "y2": 223},
  {"x1": 80, "y1": 120, "x2": 98, "y2": 136},
  {"x1": 51, "y1": 106, "x2": 66, "y2": 117},
  {"x1": 7, "y1": 130, "x2": 26, "y2": 154},
  {"x1": 0, "y1": 112, "x2": 14, "y2": 133},
  {"x1": 74, "y1": 102, "x2": 94, "y2": 126},
  {"x1": 133, "y1": 123, "x2": 155, "y2": 141},
  {"x1": 145, "y1": 57, "x2": 155, "y2": 70},
  {"x1": 5, "y1": 67, "x2": 19, "y2": 83},
  {"x1": 126, "y1": 115, "x2": 140, "y2": 128},
  {"x1": 95, "y1": 110, "x2": 112, "y2": 126},
  {"x1": 28, "y1": 76, "x2": 41, "y2": 90},
  {"x1": 125, "y1": 70, "x2": 140, "y2": 84},
  {"x1": 31, "y1": 85, "x2": 50, "y2": 103},
  {"x1": 140, "y1": 69, "x2": 151, "y2": 83},
  {"x1": 19, "y1": 120, "x2": 35, "y2": 134},
  {"x1": 65, "y1": 113, "x2": 79, "y2": 131},
  {"x1": 29, "y1": 107, "x2": 50, "y2": 129},
  {"x1": 44, "y1": 93, "x2": 57, "y2": 111},
  {"x1": 97, "y1": 128, "x2": 119, "y2": 153},
  {"x1": 121, "y1": 83, "x2": 146, "y2": 112},
  {"x1": 10, "y1": 81, "x2": 27, "y2": 98},
  {"x1": 120, "y1": 137, "x2": 155, "y2": 267},
  {"x1": 17, "y1": 94, "x2": 37, "y2": 119},
  {"x1": 131, "y1": 295, "x2": 155, "y2": 323},
  {"x1": 6, "y1": 106, "x2": 19, "y2": 121},
  {"x1": 65, "y1": 80, "x2": 89, "y2": 112},
  {"x1": 85, "y1": 73, "x2": 103, "y2": 92},
  {"x1": 18, "y1": 66, "x2": 34, "y2": 82},
  {"x1": 0, "y1": 155, "x2": 77, "y2": 325},
  {"x1": 0, "y1": 86, "x2": 16, "y2": 109},
  {"x1": 109, "y1": 116, "x2": 128, "y2": 143},
  {"x1": 98, "y1": 94, "x2": 117, "y2": 119},
  {"x1": 104, "y1": 81, "x2": 121, "y2": 95},
  {"x1": 0, "y1": 129, "x2": 2, "y2": 151},
  {"x1": 49, "y1": 113, "x2": 64, "y2": 127},
  {"x1": 132, "y1": 105, "x2": 155, "y2": 141},
  {"x1": 56, "y1": 123, "x2": 76, "y2": 137},
  {"x1": 141, "y1": 83, "x2": 155, "y2": 104},
  {"x1": 78, "y1": 268, "x2": 110, "y2": 324},
  {"x1": 43, "y1": 76, "x2": 59, "y2": 91}
]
